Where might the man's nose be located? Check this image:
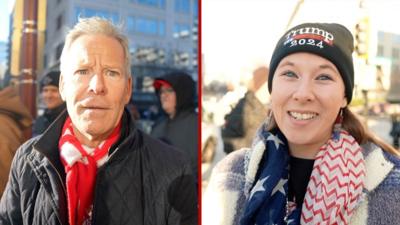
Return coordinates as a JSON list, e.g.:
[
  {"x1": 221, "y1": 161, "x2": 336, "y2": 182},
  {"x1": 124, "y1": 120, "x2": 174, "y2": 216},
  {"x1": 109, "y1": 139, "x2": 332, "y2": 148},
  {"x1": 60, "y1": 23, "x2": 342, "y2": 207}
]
[{"x1": 89, "y1": 73, "x2": 106, "y2": 94}]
